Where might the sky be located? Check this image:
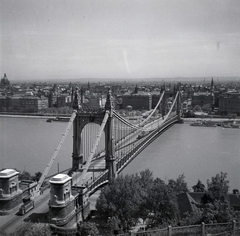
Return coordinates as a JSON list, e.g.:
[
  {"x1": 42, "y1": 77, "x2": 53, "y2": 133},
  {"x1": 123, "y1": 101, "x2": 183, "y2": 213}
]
[{"x1": 1, "y1": 0, "x2": 240, "y2": 81}]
